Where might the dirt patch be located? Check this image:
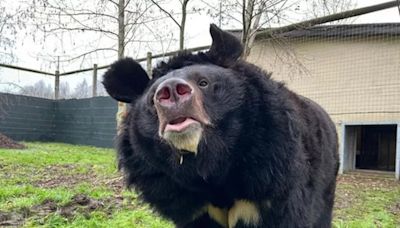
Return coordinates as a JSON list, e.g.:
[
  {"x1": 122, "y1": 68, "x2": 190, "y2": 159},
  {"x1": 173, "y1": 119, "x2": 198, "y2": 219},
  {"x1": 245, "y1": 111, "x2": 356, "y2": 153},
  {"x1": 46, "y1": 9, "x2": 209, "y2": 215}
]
[
  {"x1": 58, "y1": 194, "x2": 104, "y2": 218},
  {"x1": 334, "y1": 184, "x2": 359, "y2": 211},
  {"x1": 30, "y1": 199, "x2": 58, "y2": 217},
  {"x1": 29, "y1": 194, "x2": 105, "y2": 219},
  {"x1": 2, "y1": 193, "x2": 135, "y2": 226},
  {"x1": 34, "y1": 165, "x2": 98, "y2": 188},
  {"x1": 337, "y1": 173, "x2": 400, "y2": 190},
  {"x1": 103, "y1": 176, "x2": 124, "y2": 192},
  {"x1": 388, "y1": 200, "x2": 400, "y2": 218},
  {"x1": 0, "y1": 133, "x2": 25, "y2": 149},
  {"x1": 0, "y1": 211, "x2": 25, "y2": 227},
  {"x1": 33, "y1": 164, "x2": 125, "y2": 191},
  {"x1": 35, "y1": 174, "x2": 97, "y2": 189}
]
